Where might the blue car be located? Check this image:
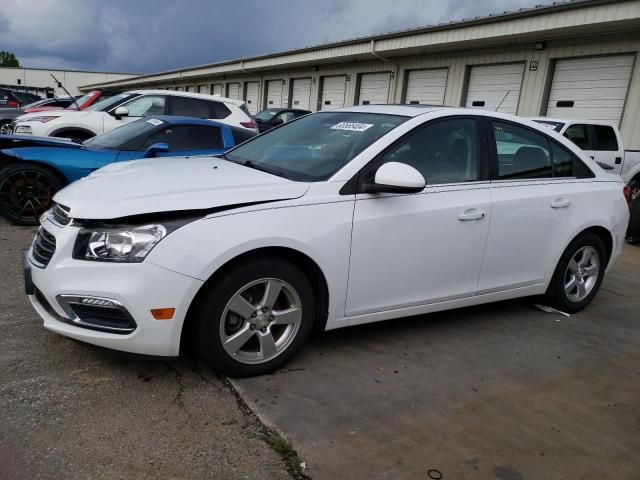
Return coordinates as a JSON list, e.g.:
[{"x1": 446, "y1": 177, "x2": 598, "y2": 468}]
[{"x1": 0, "y1": 116, "x2": 255, "y2": 225}]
